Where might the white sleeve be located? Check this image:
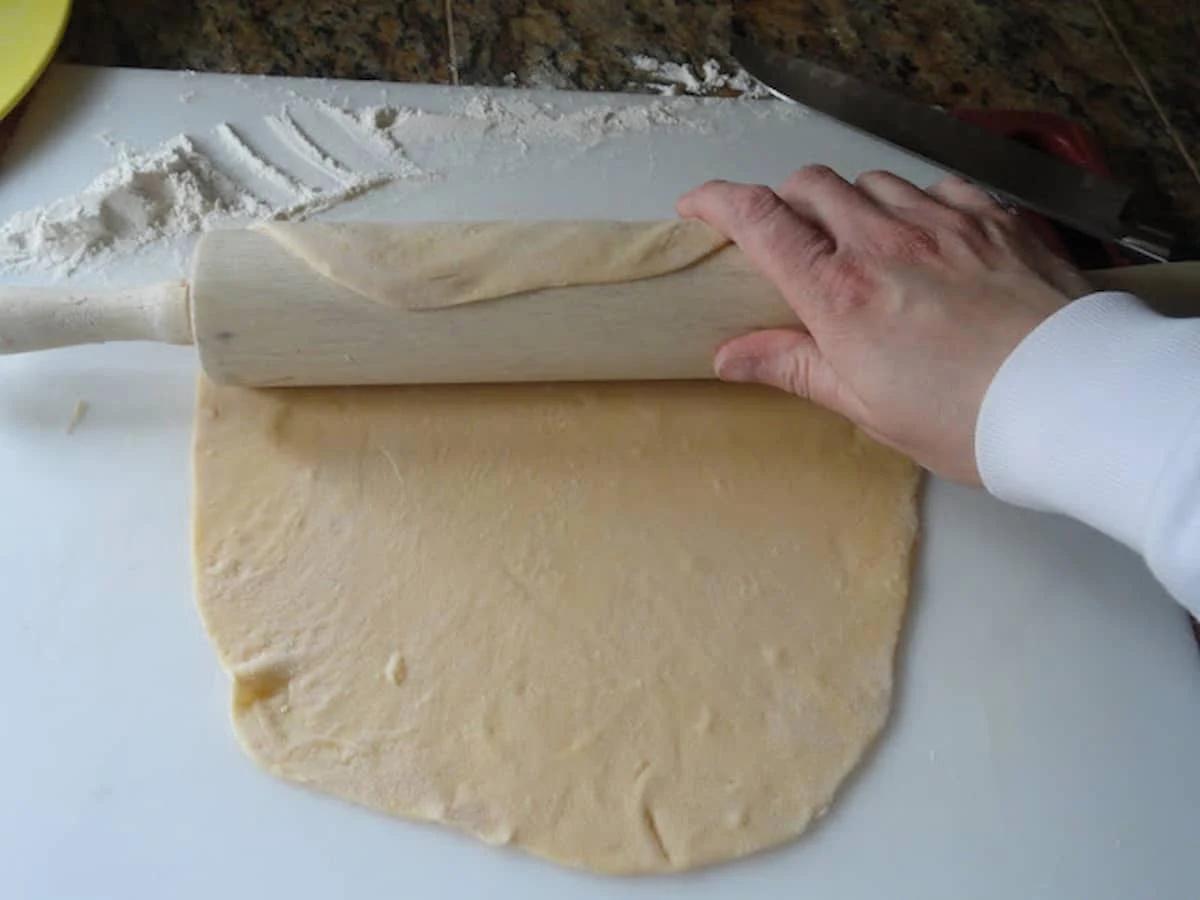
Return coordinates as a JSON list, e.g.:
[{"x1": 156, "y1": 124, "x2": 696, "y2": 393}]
[{"x1": 975, "y1": 291, "x2": 1200, "y2": 614}]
